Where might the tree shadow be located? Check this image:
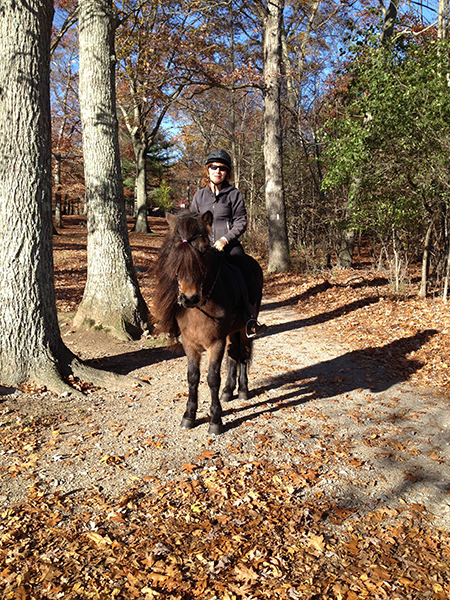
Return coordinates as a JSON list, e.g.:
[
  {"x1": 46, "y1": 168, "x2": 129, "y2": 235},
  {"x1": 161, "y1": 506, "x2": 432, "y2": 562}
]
[
  {"x1": 262, "y1": 275, "x2": 389, "y2": 310},
  {"x1": 87, "y1": 342, "x2": 185, "y2": 373},
  {"x1": 261, "y1": 296, "x2": 380, "y2": 334},
  {"x1": 263, "y1": 280, "x2": 334, "y2": 310},
  {"x1": 221, "y1": 329, "x2": 438, "y2": 432},
  {"x1": 92, "y1": 296, "x2": 380, "y2": 373},
  {"x1": 0, "y1": 386, "x2": 16, "y2": 396},
  {"x1": 263, "y1": 277, "x2": 388, "y2": 311}
]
